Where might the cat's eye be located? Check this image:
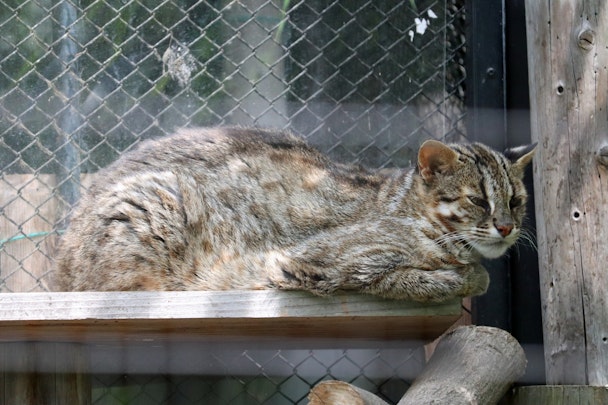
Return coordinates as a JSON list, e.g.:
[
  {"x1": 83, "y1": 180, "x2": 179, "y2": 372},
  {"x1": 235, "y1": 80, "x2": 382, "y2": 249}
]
[{"x1": 468, "y1": 196, "x2": 490, "y2": 211}]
